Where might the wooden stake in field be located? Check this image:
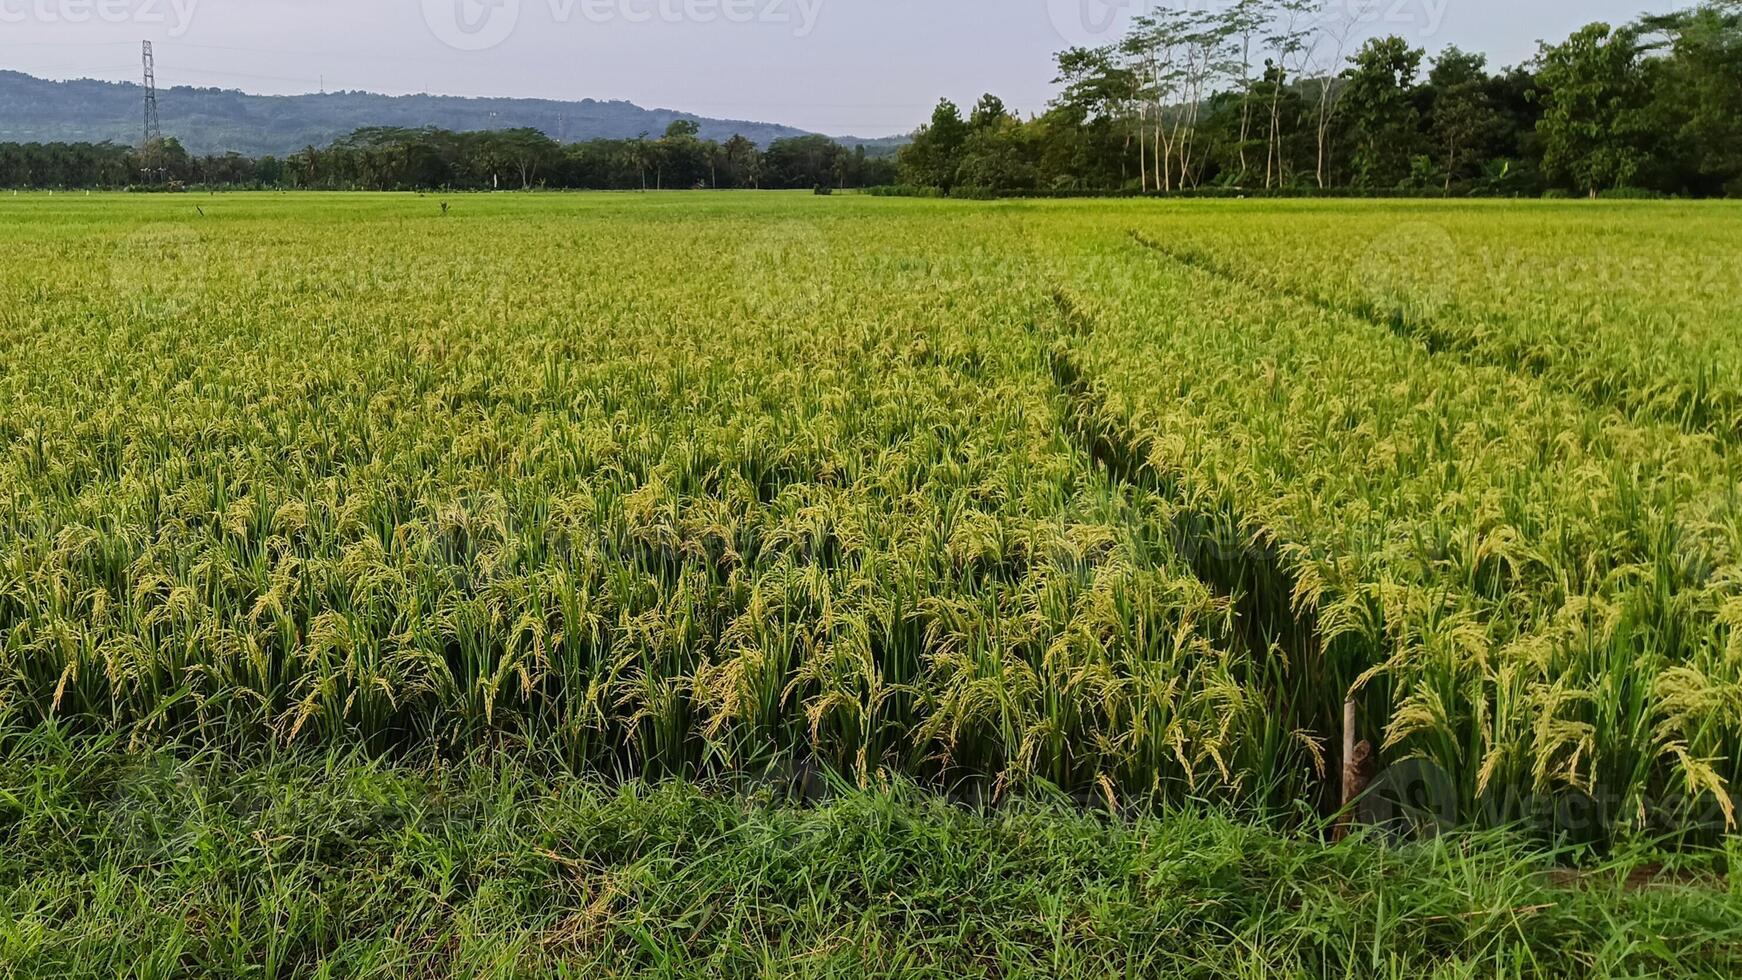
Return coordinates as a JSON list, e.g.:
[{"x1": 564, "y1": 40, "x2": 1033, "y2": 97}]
[{"x1": 1336, "y1": 698, "x2": 1373, "y2": 842}]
